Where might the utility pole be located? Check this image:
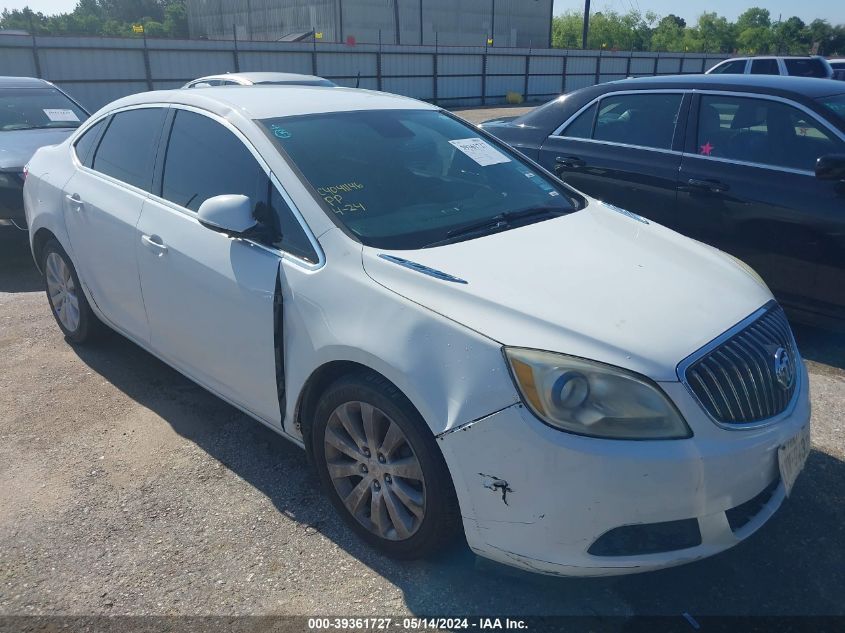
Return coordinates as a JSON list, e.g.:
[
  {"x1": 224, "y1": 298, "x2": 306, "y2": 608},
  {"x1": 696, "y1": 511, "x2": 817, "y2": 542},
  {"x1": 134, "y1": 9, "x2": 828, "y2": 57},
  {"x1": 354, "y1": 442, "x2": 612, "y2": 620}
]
[{"x1": 582, "y1": 0, "x2": 590, "y2": 49}]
